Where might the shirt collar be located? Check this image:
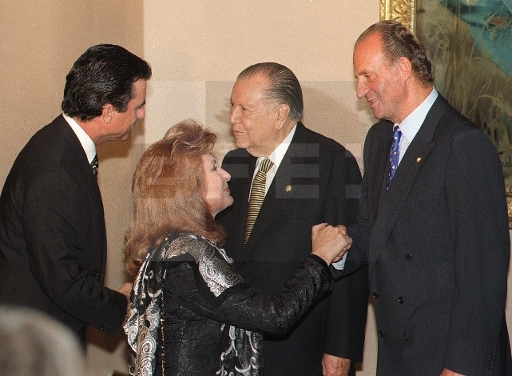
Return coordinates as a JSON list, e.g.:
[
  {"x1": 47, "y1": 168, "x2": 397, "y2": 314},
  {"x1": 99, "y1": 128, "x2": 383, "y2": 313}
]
[
  {"x1": 63, "y1": 114, "x2": 97, "y2": 163},
  {"x1": 397, "y1": 88, "x2": 438, "y2": 143},
  {"x1": 261, "y1": 123, "x2": 297, "y2": 169}
]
